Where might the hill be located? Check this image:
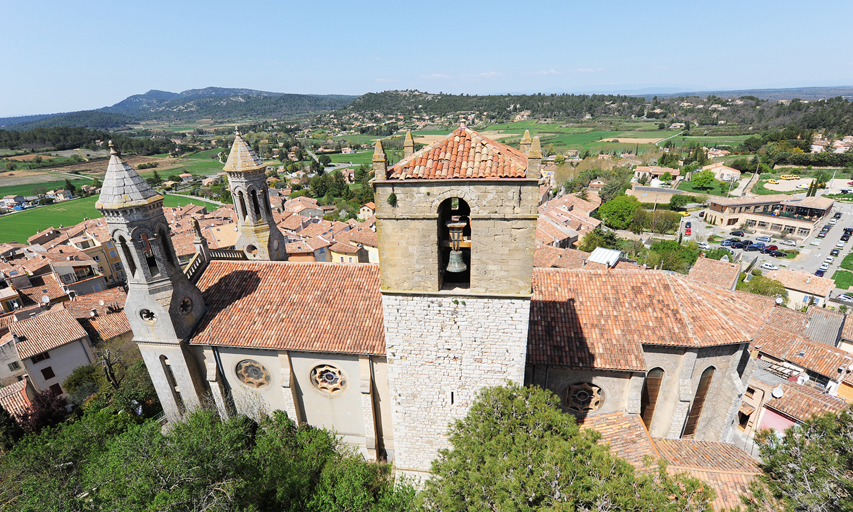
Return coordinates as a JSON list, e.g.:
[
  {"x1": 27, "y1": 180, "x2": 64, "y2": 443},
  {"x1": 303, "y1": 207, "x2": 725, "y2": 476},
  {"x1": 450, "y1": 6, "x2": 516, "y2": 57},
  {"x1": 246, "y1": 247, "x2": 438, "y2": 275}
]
[{"x1": 2, "y1": 88, "x2": 357, "y2": 131}]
